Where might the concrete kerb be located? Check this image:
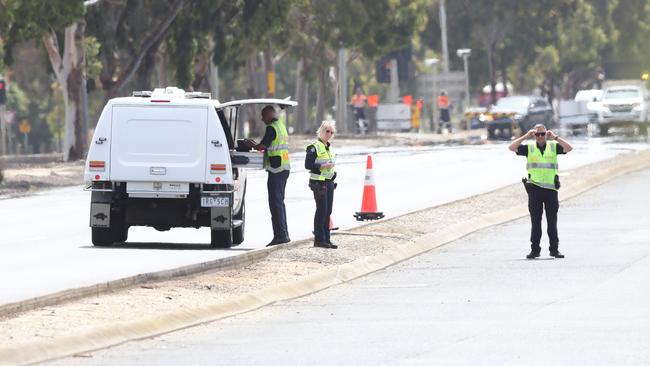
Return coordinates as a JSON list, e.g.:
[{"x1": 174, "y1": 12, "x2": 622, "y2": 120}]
[
  {"x1": 2, "y1": 150, "x2": 650, "y2": 366},
  {"x1": 0, "y1": 242, "x2": 291, "y2": 318}
]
